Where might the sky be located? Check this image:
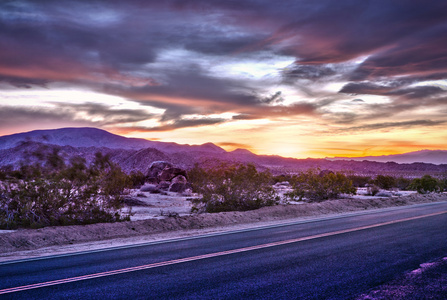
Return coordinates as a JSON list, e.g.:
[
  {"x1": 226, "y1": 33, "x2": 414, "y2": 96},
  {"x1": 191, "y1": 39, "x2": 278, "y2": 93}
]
[{"x1": 1, "y1": 0, "x2": 447, "y2": 158}]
